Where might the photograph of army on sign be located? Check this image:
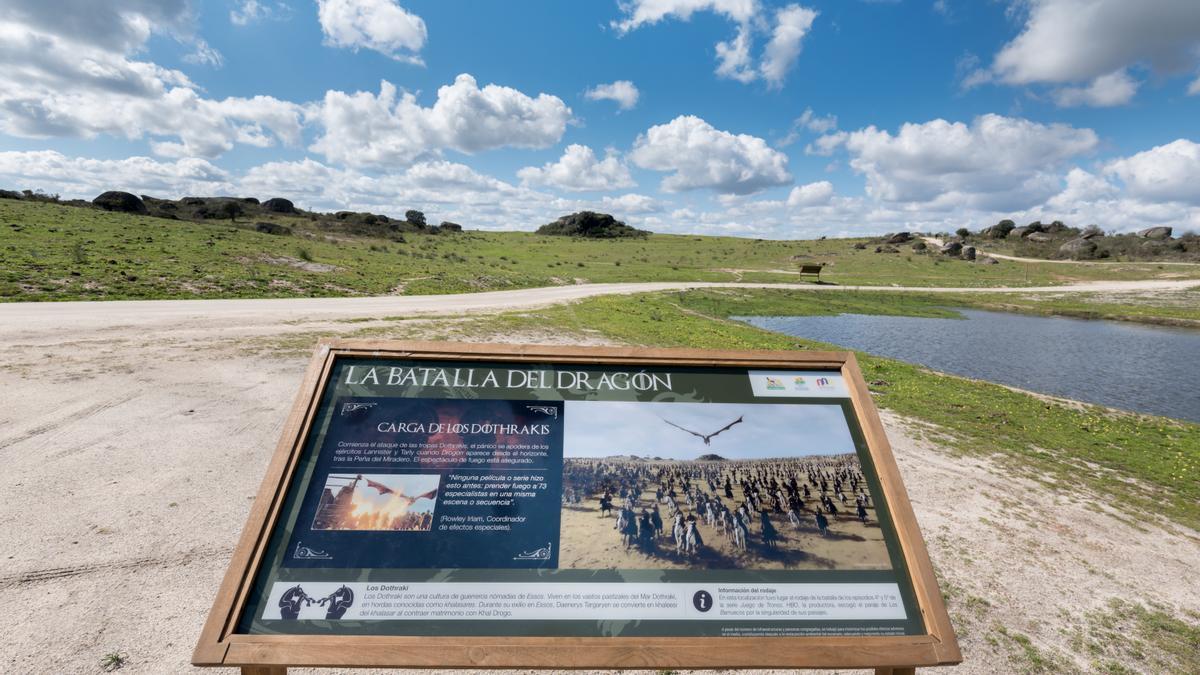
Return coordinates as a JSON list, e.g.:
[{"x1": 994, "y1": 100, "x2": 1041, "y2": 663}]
[
  {"x1": 560, "y1": 400, "x2": 892, "y2": 571},
  {"x1": 311, "y1": 473, "x2": 440, "y2": 532}
]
